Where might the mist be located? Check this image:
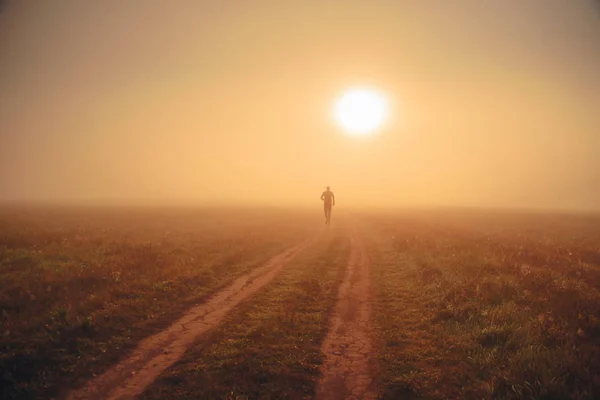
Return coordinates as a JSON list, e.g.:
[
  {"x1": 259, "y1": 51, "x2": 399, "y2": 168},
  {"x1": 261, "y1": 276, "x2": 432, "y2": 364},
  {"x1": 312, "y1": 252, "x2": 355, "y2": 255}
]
[{"x1": 1, "y1": 0, "x2": 599, "y2": 211}]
